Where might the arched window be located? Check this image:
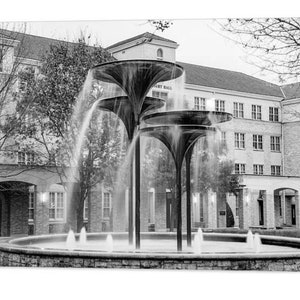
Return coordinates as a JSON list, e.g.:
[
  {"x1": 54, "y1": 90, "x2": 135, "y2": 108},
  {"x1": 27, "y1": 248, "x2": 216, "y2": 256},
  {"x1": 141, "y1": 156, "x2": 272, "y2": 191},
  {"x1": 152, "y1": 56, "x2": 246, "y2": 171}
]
[{"x1": 157, "y1": 48, "x2": 163, "y2": 60}]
